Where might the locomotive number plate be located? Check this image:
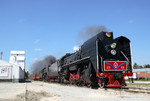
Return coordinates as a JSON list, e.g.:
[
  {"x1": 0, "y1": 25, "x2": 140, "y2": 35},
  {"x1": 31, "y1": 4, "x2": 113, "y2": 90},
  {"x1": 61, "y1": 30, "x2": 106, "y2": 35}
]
[{"x1": 104, "y1": 61, "x2": 127, "y2": 71}]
